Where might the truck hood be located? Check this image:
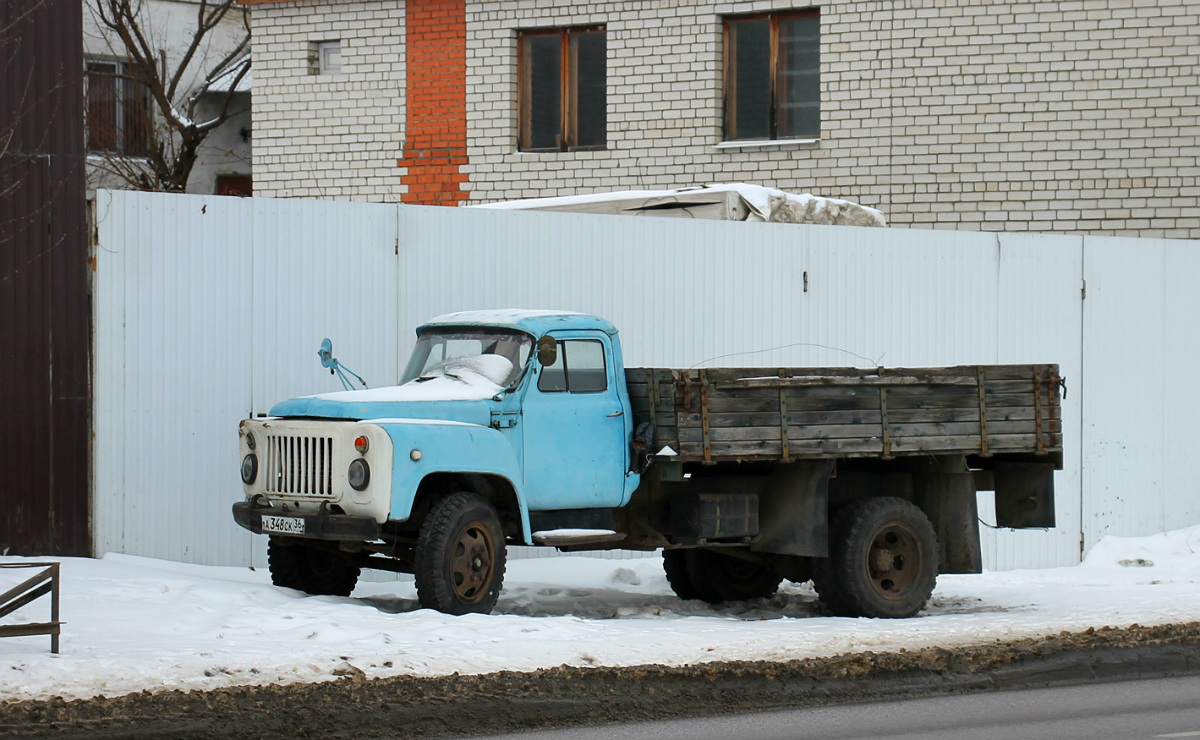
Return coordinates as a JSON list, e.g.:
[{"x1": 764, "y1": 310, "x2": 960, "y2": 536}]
[{"x1": 269, "y1": 375, "x2": 503, "y2": 426}]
